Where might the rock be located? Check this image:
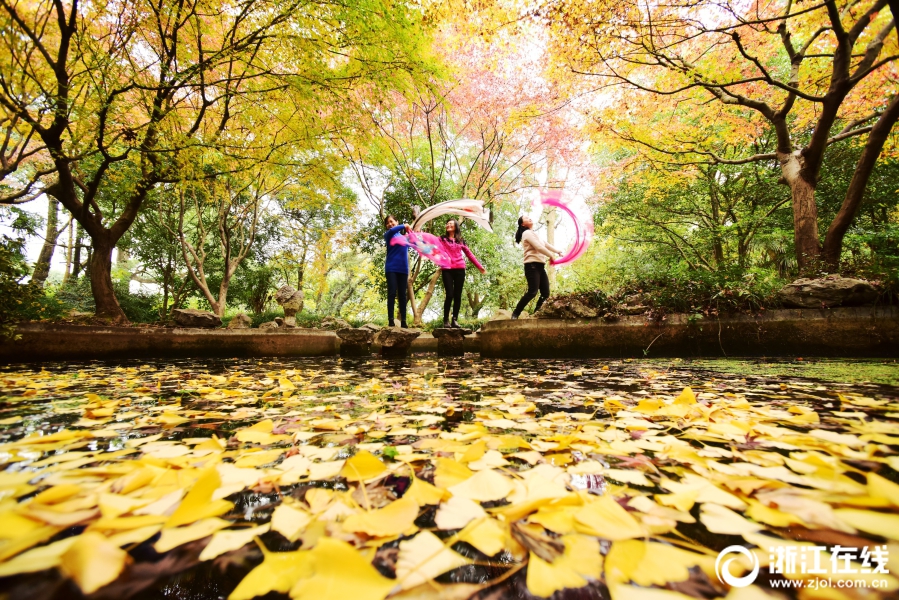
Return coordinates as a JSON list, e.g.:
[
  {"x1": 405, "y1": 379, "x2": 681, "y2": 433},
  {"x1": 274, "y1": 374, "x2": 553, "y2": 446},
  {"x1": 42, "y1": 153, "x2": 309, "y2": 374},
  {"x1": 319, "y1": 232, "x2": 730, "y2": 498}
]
[
  {"x1": 374, "y1": 327, "x2": 421, "y2": 357},
  {"x1": 490, "y1": 310, "x2": 512, "y2": 321},
  {"x1": 275, "y1": 285, "x2": 304, "y2": 327},
  {"x1": 258, "y1": 321, "x2": 280, "y2": 330},
  {"x1": 172, "y1": 308, "x2": 222, "y2": 328},
  {"x1": 360, "y1": 323, "x2": 382, "y2": 332},
  {"x1": 227, "y1": 313, "x2": 252, "y2": 329},
  {"x1": 779, "y1": 275, "x2": 878, "y2": 308},
  {"x1": 275, "y1": 317, "x2": 284, "y2": 327},
  {"x1": 320, "y1": 317, "x2": 352, "y2": 330},
  {"x1": 336, "y1": 328, "x2": 376, "y2": 357},
  {"x1": 534, "y1": 296, "x2": 598, "y2": 319},
  {"x1": 432, "y1": 328, "x2": 473, "y2": 357},
  {"x1": 620, "y1": 305, "x2": 649, "y2": 315}
]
